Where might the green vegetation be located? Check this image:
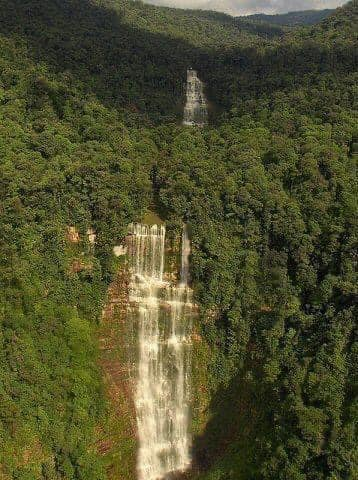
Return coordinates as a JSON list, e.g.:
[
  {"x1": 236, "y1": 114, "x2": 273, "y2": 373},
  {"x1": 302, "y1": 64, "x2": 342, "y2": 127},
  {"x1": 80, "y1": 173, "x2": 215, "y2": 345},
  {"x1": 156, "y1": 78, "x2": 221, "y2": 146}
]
[
  {"x1": 245, "y1": 9, "x2": 335, "y2": 27},
  {"x1": 0, "y1": 15, "x2": 153, "y2": 475},
  {"x1": 0, "y1": 0, "x2": 357, "y2": 478}
]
